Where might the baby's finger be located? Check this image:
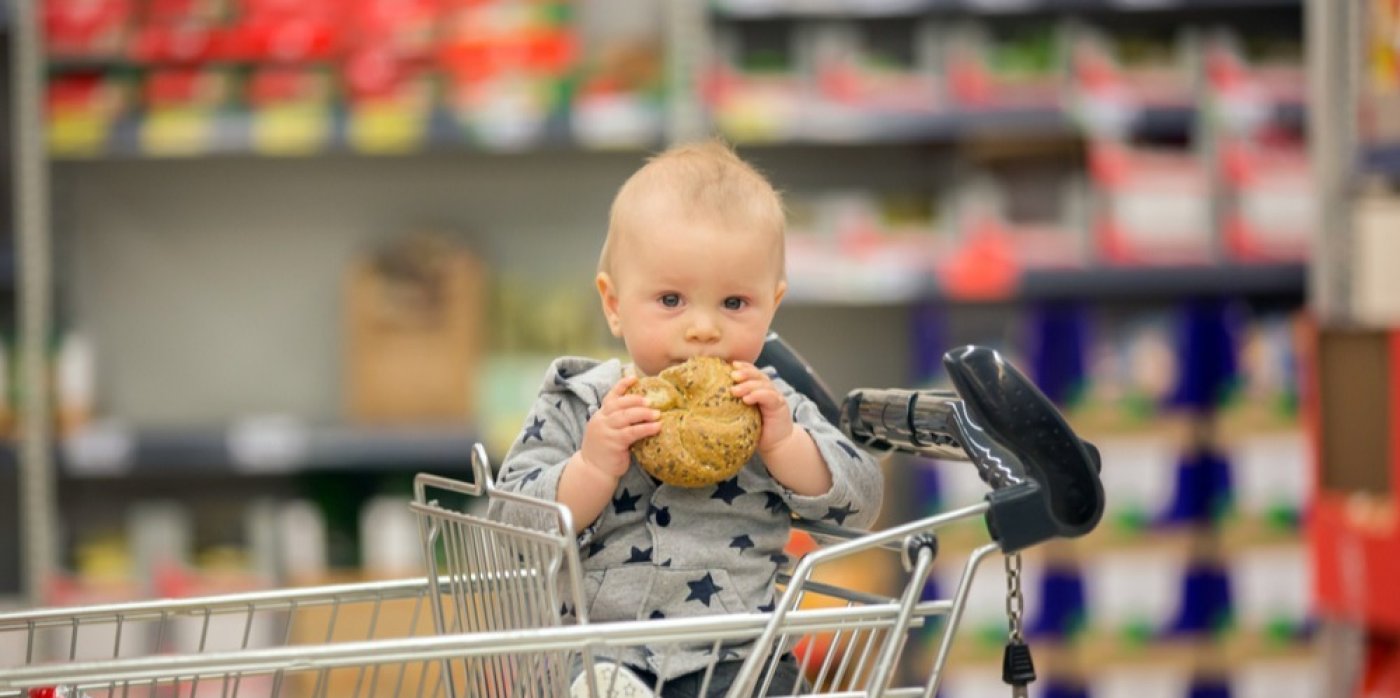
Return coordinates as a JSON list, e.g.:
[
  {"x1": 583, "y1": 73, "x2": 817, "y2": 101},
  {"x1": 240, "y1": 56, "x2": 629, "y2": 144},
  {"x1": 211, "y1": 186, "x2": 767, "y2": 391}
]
[
  {"x1": 623, "y1": 421, "x2": 663, "y2": 443},
  {"x1": 729, "y1": 364, "x2": 762, "y2": 382},
  {"x1": 602, "y1": 394, "x2": 648, "y2": 412},
  {"x1": 609, "y1": 406, "x2": 660, "y2": 427},
  {"x1": 730, "y1": 378, "x2": 768, "y2": 397},
  {"x1": 741, "y1": 387, "x2": 785, "y2": 410},
  {"x1": 607, "y1": 375, "x2": 640, "y2": 398}
]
